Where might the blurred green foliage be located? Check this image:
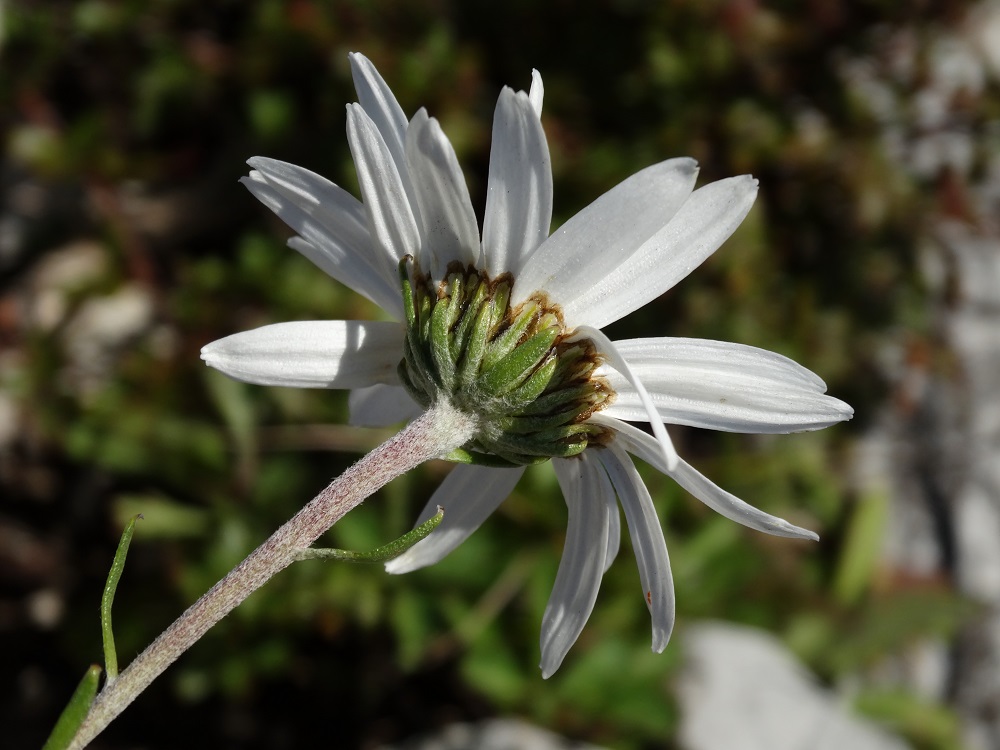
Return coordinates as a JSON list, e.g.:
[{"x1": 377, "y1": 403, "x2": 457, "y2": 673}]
[{"x1": 2, "y1": 1, "x2": 990, "y2": 748}]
